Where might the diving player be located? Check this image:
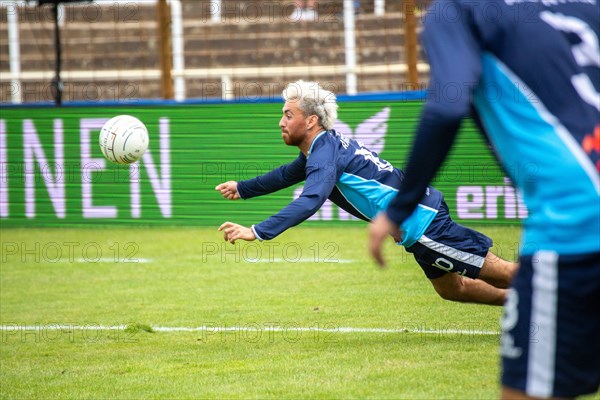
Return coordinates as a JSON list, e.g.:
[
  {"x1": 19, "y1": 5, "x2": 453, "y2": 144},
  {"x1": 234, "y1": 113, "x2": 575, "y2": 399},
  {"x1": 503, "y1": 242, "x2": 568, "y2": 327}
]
[{"x1": 217, "y1": 80, "x2": 517, "y2": 306}]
